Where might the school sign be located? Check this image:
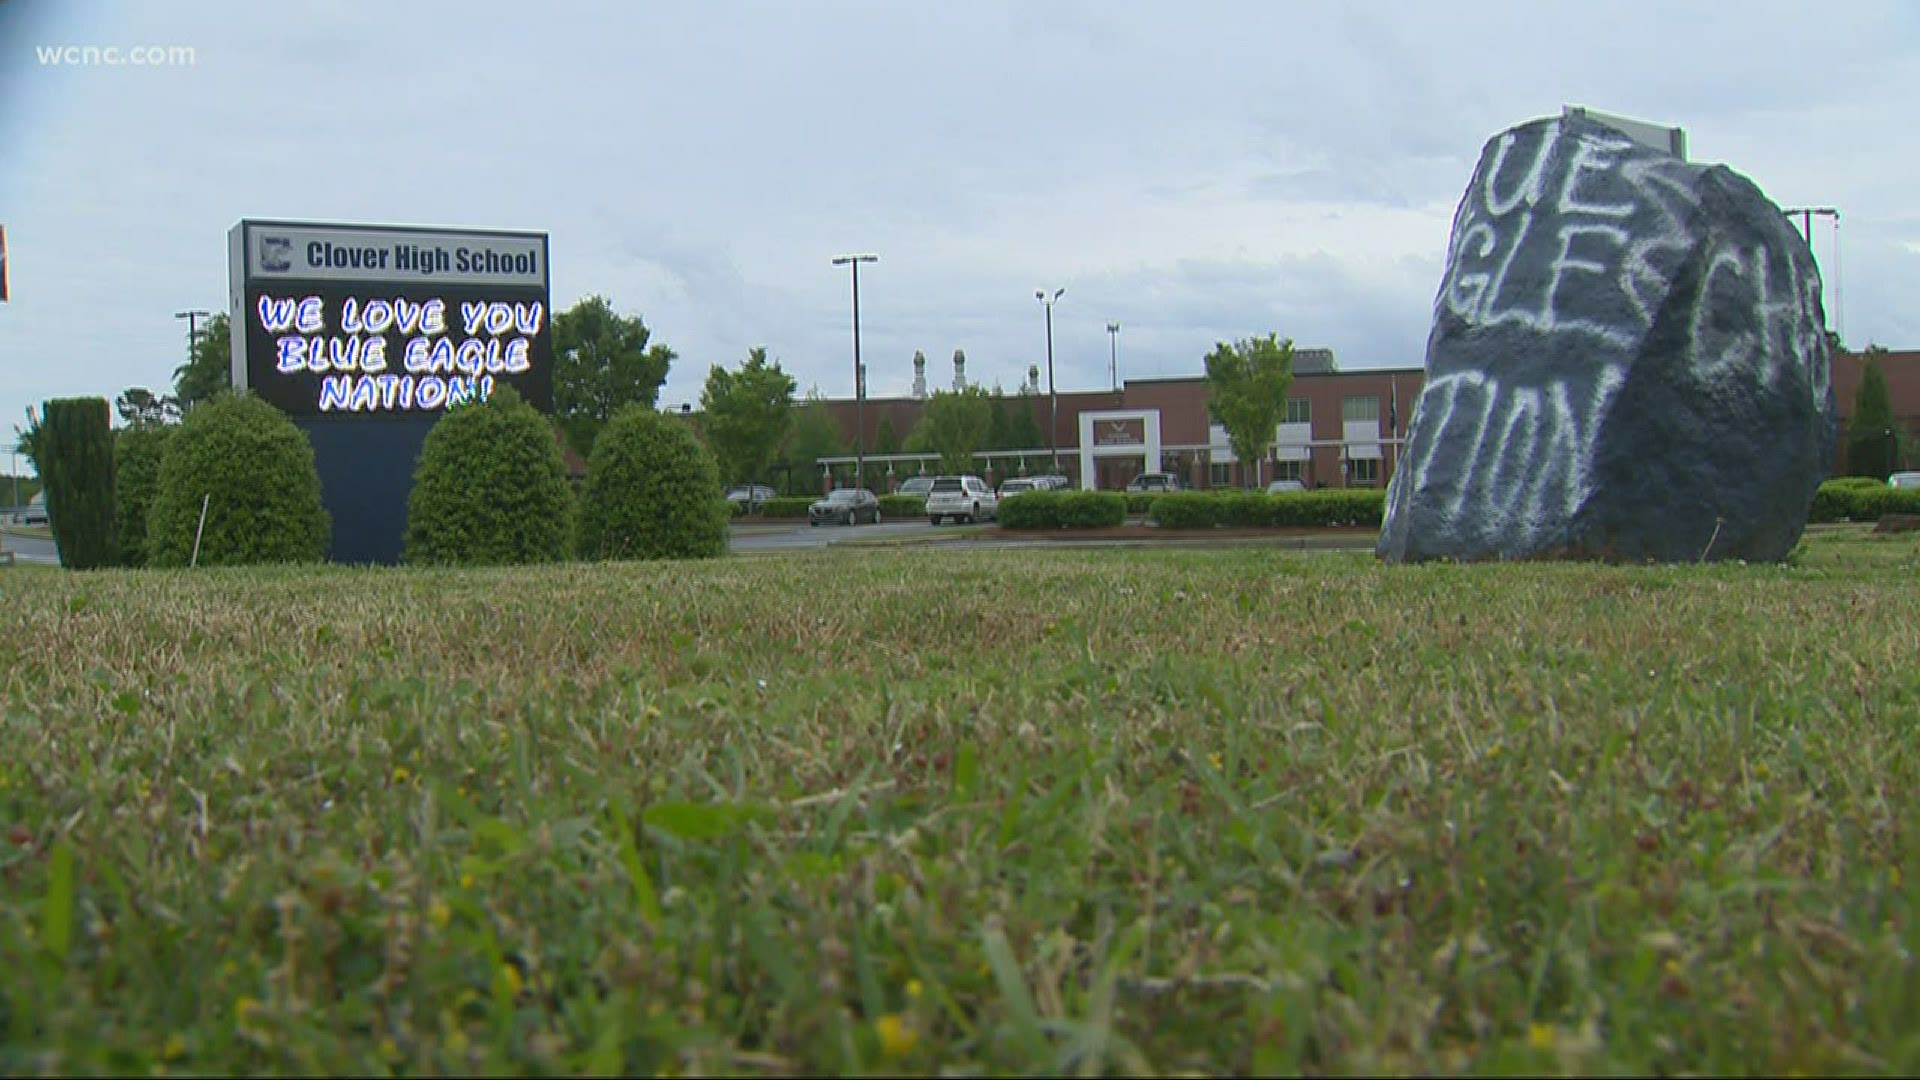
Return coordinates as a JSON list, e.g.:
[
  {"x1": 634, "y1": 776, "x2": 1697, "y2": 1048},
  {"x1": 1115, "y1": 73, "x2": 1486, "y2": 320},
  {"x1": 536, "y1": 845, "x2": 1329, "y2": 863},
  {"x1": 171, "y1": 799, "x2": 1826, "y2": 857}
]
[{"x1": 228, "y1": 219, "x2": 555, "y2": 563}]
